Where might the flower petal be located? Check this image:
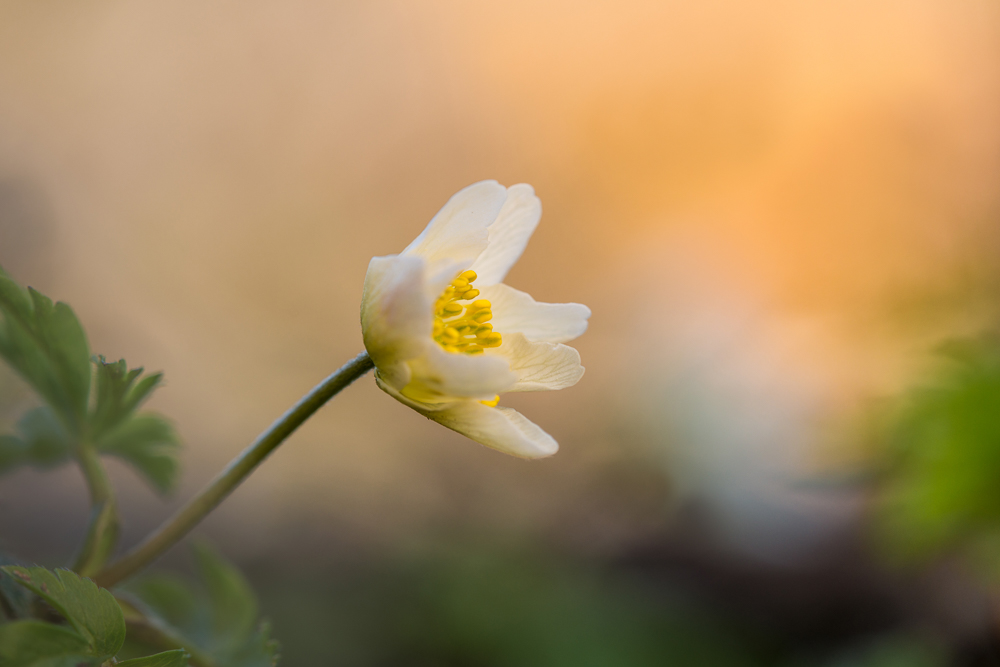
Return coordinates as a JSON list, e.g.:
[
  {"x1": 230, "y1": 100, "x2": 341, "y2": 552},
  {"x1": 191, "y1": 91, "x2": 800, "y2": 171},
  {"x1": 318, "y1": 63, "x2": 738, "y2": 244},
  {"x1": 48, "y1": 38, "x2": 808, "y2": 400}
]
[
  {"x1": 404, "y1": 344, "x2": 517, "y2": 400},
  {"x1": 361, "y1": 254, "x2": 432, "y2": 369},
  {"x1": 377, "y1": 376, "x2": 559, "y2": 459},
  {"x1": 489, "y1": 332, "x2": 585, "y2": 392},
  {"x1": 478, "y1": 283, "x2": 591, "y2": 343},
  {"x1": 374, "y1": 361, "x2": 412, "y2": 393},
  {"x1": 424, "y1": 259, "x2": 469, "y2": 303},
  {"x1": 469, "y1": 183, "x2": 542, "y2": 286},
  {"x1": 433, "y1": 403, "x2": 559, "y2": 458},
  {"x1": 401, "y1": 180, "x2": 508, "y2": 269}
]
